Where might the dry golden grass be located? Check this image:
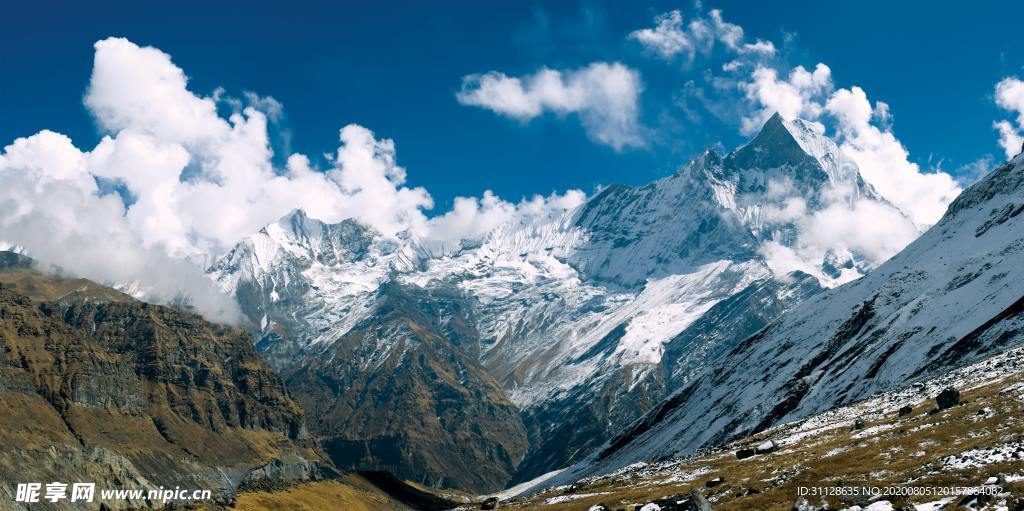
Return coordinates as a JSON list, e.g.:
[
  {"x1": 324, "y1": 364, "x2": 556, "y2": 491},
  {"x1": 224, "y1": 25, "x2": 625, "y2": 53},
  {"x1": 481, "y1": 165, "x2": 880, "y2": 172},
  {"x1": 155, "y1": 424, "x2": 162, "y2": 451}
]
[
  {"x1": 0, "y1": 268, "x2": 131, "y2": 303},
  {"x1": 230, "y1": 477, "x2": 411, "y2": 511},
  {"x1": 0, "y1": 393, "x2": 78, "y2": 449}
]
